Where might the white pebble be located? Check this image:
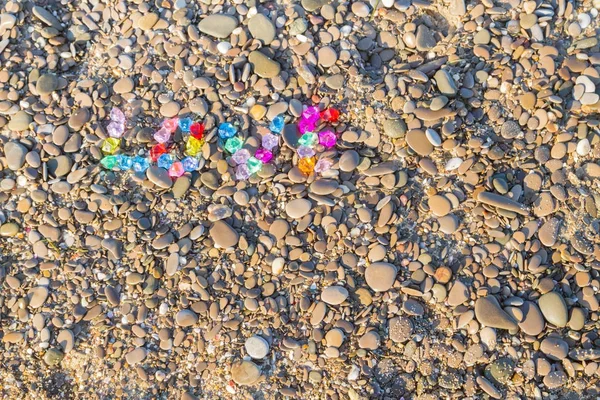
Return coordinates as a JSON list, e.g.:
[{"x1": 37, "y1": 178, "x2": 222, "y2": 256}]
[
  {"x1": 217, "y1": 42, "x2": 232, "y2": 54},
  {"x1": 445, "y1": 158, "x2": 463, "y2": 171},
  {"x1": 578, "y1": 13, "x2": 591, "y2": 29},
  {"x1": 591, "y1": 9, "x2": 598, "y2": 17},
  {"x1": 425, "y1": 128, "x2": 442, "y2": 146},
  {"x1": 382, "y1": 0, "x2": 394, "y2": 6},
  {"x1": 577, "y1": 138, "x2": 591, "y2": 156}
]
